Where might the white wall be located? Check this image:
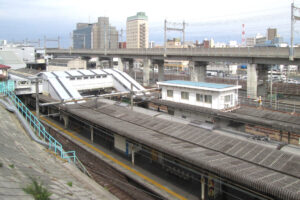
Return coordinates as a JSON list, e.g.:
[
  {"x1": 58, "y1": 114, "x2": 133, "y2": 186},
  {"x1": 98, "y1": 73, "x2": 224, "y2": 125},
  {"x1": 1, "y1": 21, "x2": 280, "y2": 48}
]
[
  {"x1": 70, "y1": 76, "x2": 114, "y2": 91},
  {"x1": 161, "y1": 86, "x2": 238, "y2": 110}
]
